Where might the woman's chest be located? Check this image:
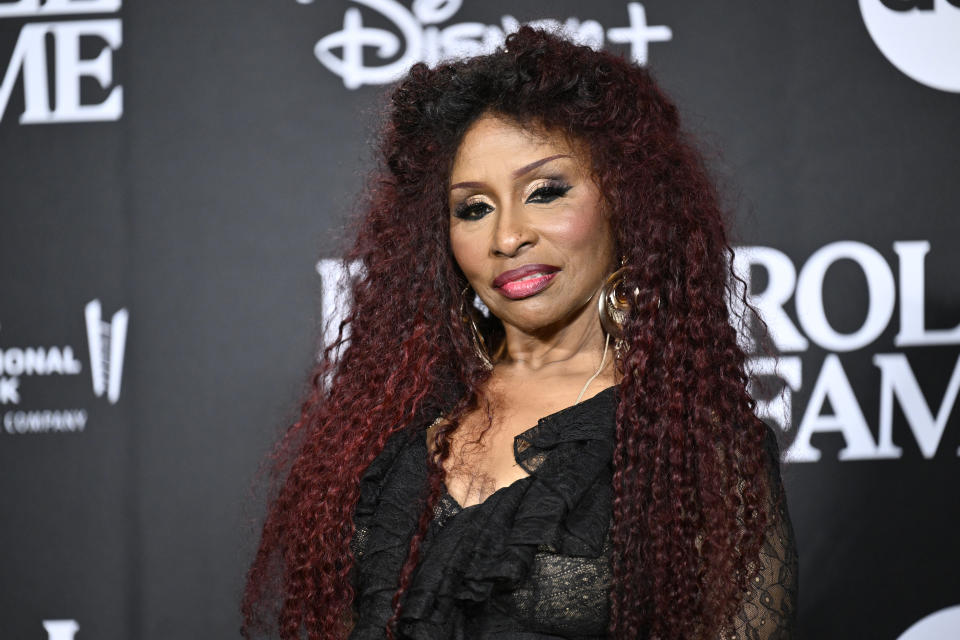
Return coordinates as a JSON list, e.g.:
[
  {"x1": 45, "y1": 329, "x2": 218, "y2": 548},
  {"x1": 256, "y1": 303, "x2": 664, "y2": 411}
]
[
  {"x1": 431, "y1": 405, "x2": 547, "y2": 509},
  {"x1": 492, "y1": 536, "x2": 612, "y2": 637},
  {"x1": 420, "y1": 488, "x2": 614, "y2": 638}
]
